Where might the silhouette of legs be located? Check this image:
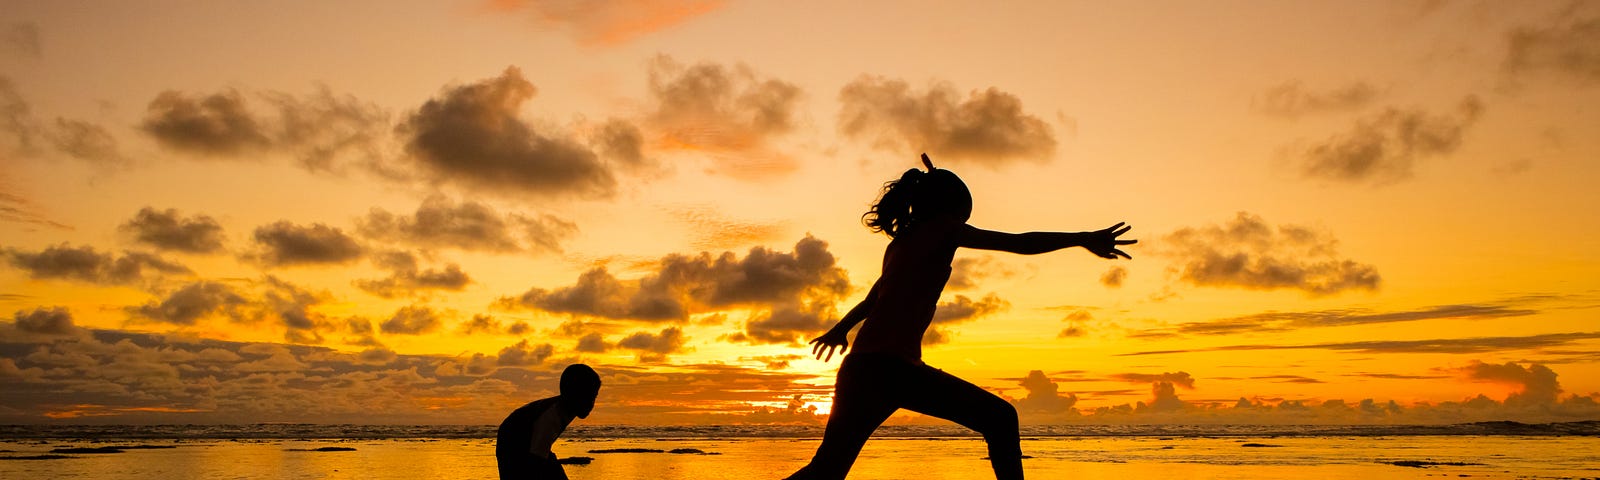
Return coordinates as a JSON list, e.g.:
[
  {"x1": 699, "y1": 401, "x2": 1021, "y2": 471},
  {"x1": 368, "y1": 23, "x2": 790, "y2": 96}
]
[{"x1": 786, "y1": 353, "x2": 1022, "y2": 480}]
